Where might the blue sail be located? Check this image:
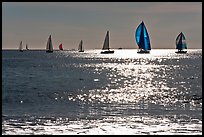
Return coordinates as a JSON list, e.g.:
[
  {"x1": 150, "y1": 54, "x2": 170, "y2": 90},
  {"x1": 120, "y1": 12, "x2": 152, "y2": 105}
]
[
  {"x1": 176, "y1": 32, "x2": 187, "y2": 50},
  {"x1": 135, "y1": 21, "x2": 151, "y2": 51}
]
